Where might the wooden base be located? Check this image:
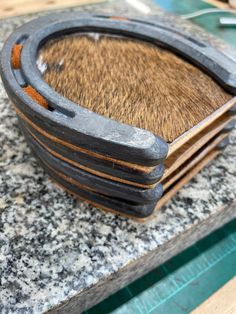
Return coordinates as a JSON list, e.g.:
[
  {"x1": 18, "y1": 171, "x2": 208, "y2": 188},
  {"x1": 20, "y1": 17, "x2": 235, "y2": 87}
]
[{"x1": 0, "y1": 0, "x2": 105, "y2": 18}]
